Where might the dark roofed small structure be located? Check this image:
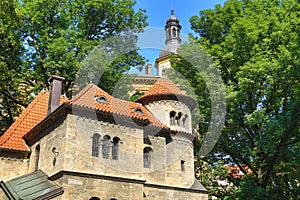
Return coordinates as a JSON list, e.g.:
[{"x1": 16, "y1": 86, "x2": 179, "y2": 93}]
[{"x1": 0, "y1": 170, "x2": 63, "y2": 200}]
